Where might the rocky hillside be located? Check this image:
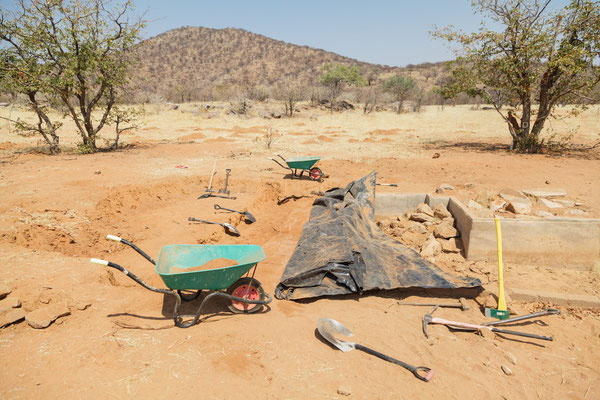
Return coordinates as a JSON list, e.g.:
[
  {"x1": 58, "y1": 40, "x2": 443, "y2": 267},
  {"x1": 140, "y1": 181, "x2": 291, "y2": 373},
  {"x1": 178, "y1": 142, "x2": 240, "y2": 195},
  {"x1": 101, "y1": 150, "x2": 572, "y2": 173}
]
[{"x1": 129, "y1": 27, "x2": 446, "y2": 102}]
